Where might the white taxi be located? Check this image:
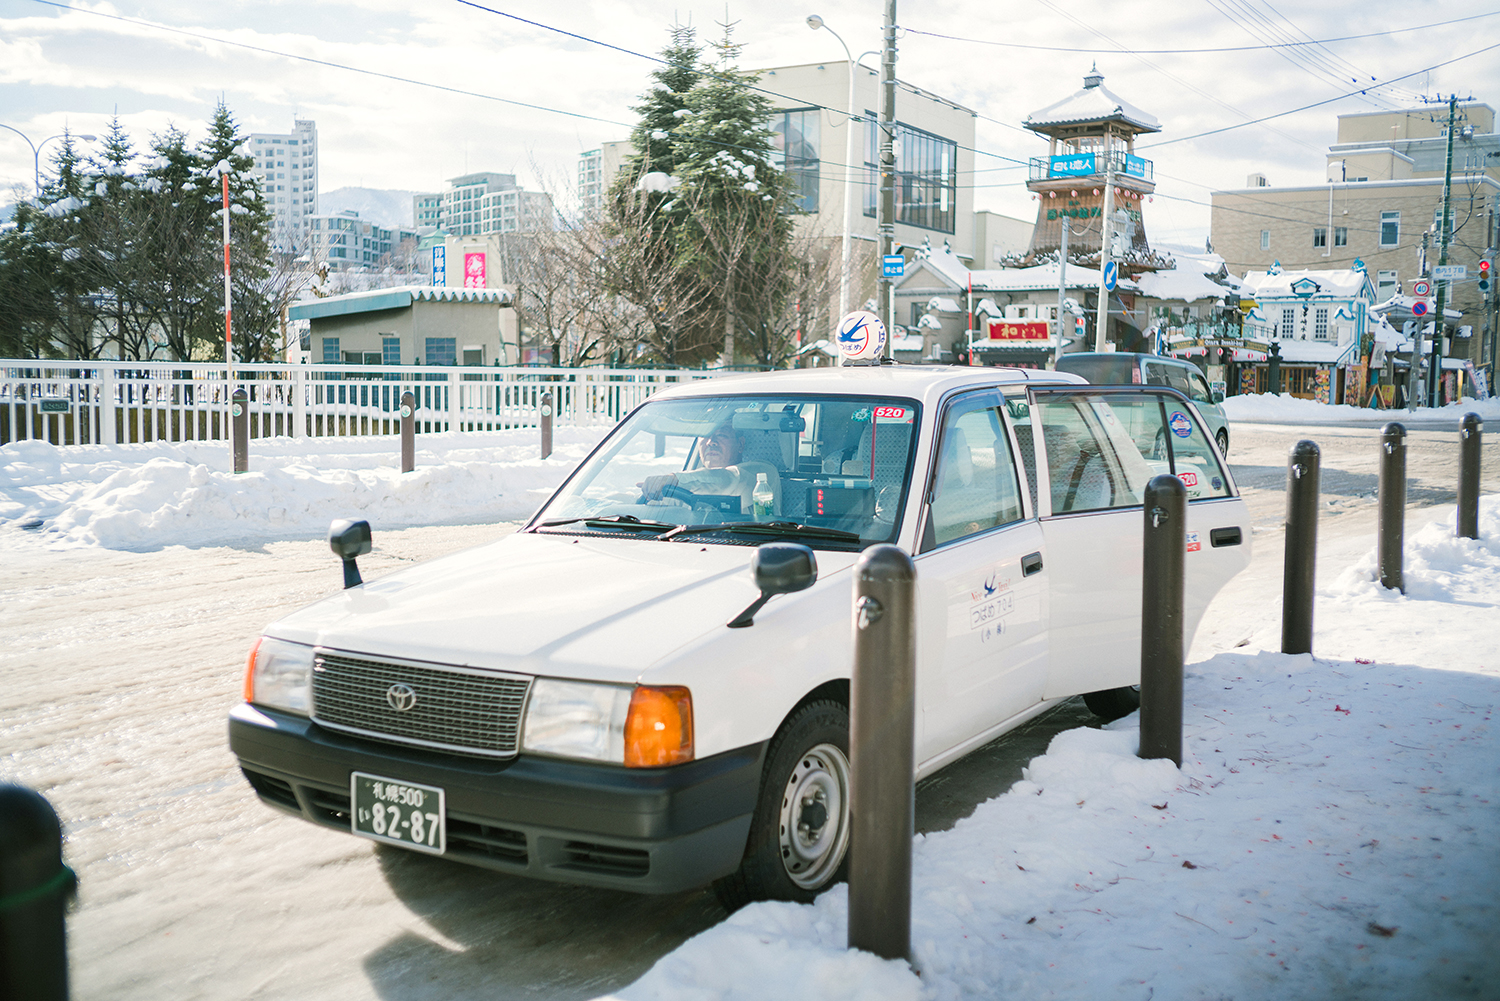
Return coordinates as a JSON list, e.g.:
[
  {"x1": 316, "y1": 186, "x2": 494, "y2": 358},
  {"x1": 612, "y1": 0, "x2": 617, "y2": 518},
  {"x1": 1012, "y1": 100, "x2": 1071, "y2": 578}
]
[{"x1": 229, "y1": 363, "x2": 1250, "y2": 909}]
